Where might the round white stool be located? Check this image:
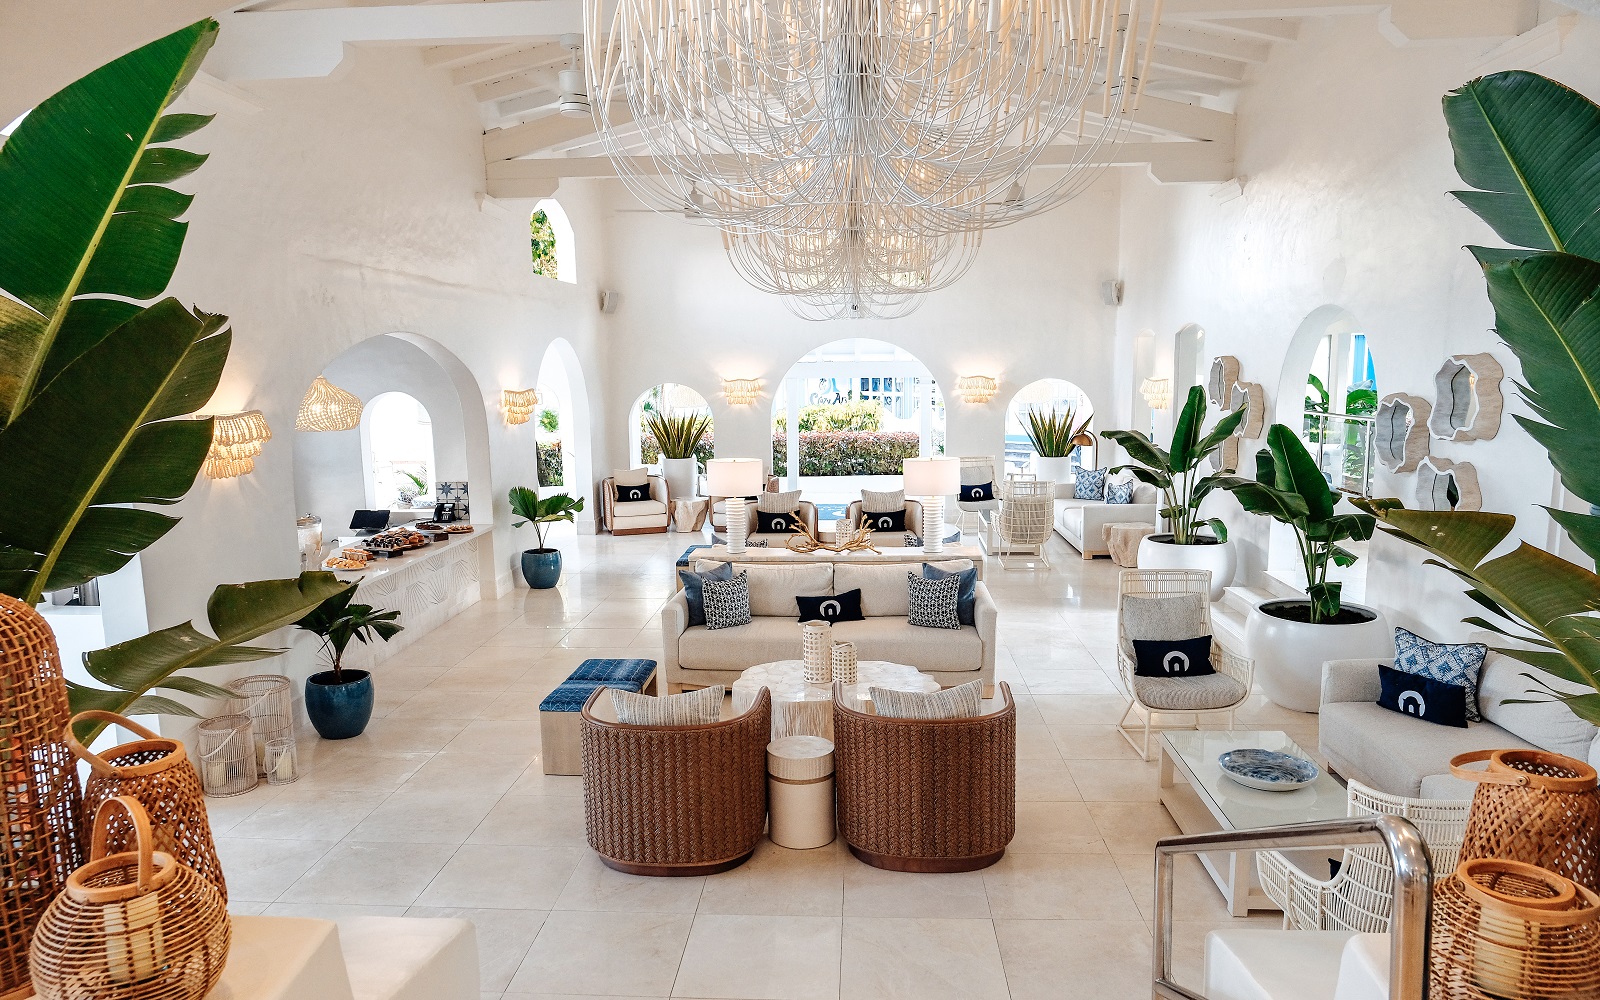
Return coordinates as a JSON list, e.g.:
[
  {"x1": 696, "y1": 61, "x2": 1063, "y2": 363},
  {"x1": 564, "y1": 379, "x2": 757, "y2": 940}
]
[{"x1": 766, "y1": 736, "x2": 836, "y2": 850}]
